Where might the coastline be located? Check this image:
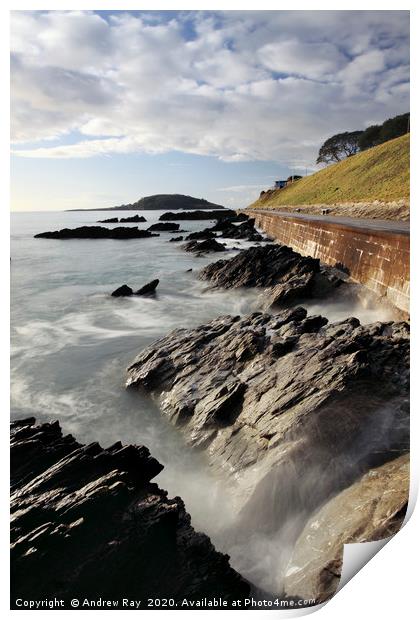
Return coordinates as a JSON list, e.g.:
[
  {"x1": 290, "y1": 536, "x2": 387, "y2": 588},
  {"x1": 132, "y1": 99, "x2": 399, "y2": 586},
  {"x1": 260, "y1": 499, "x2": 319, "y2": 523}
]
[{"x1": 11, "y1": 209, "x2": 410, "y2": 606}]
